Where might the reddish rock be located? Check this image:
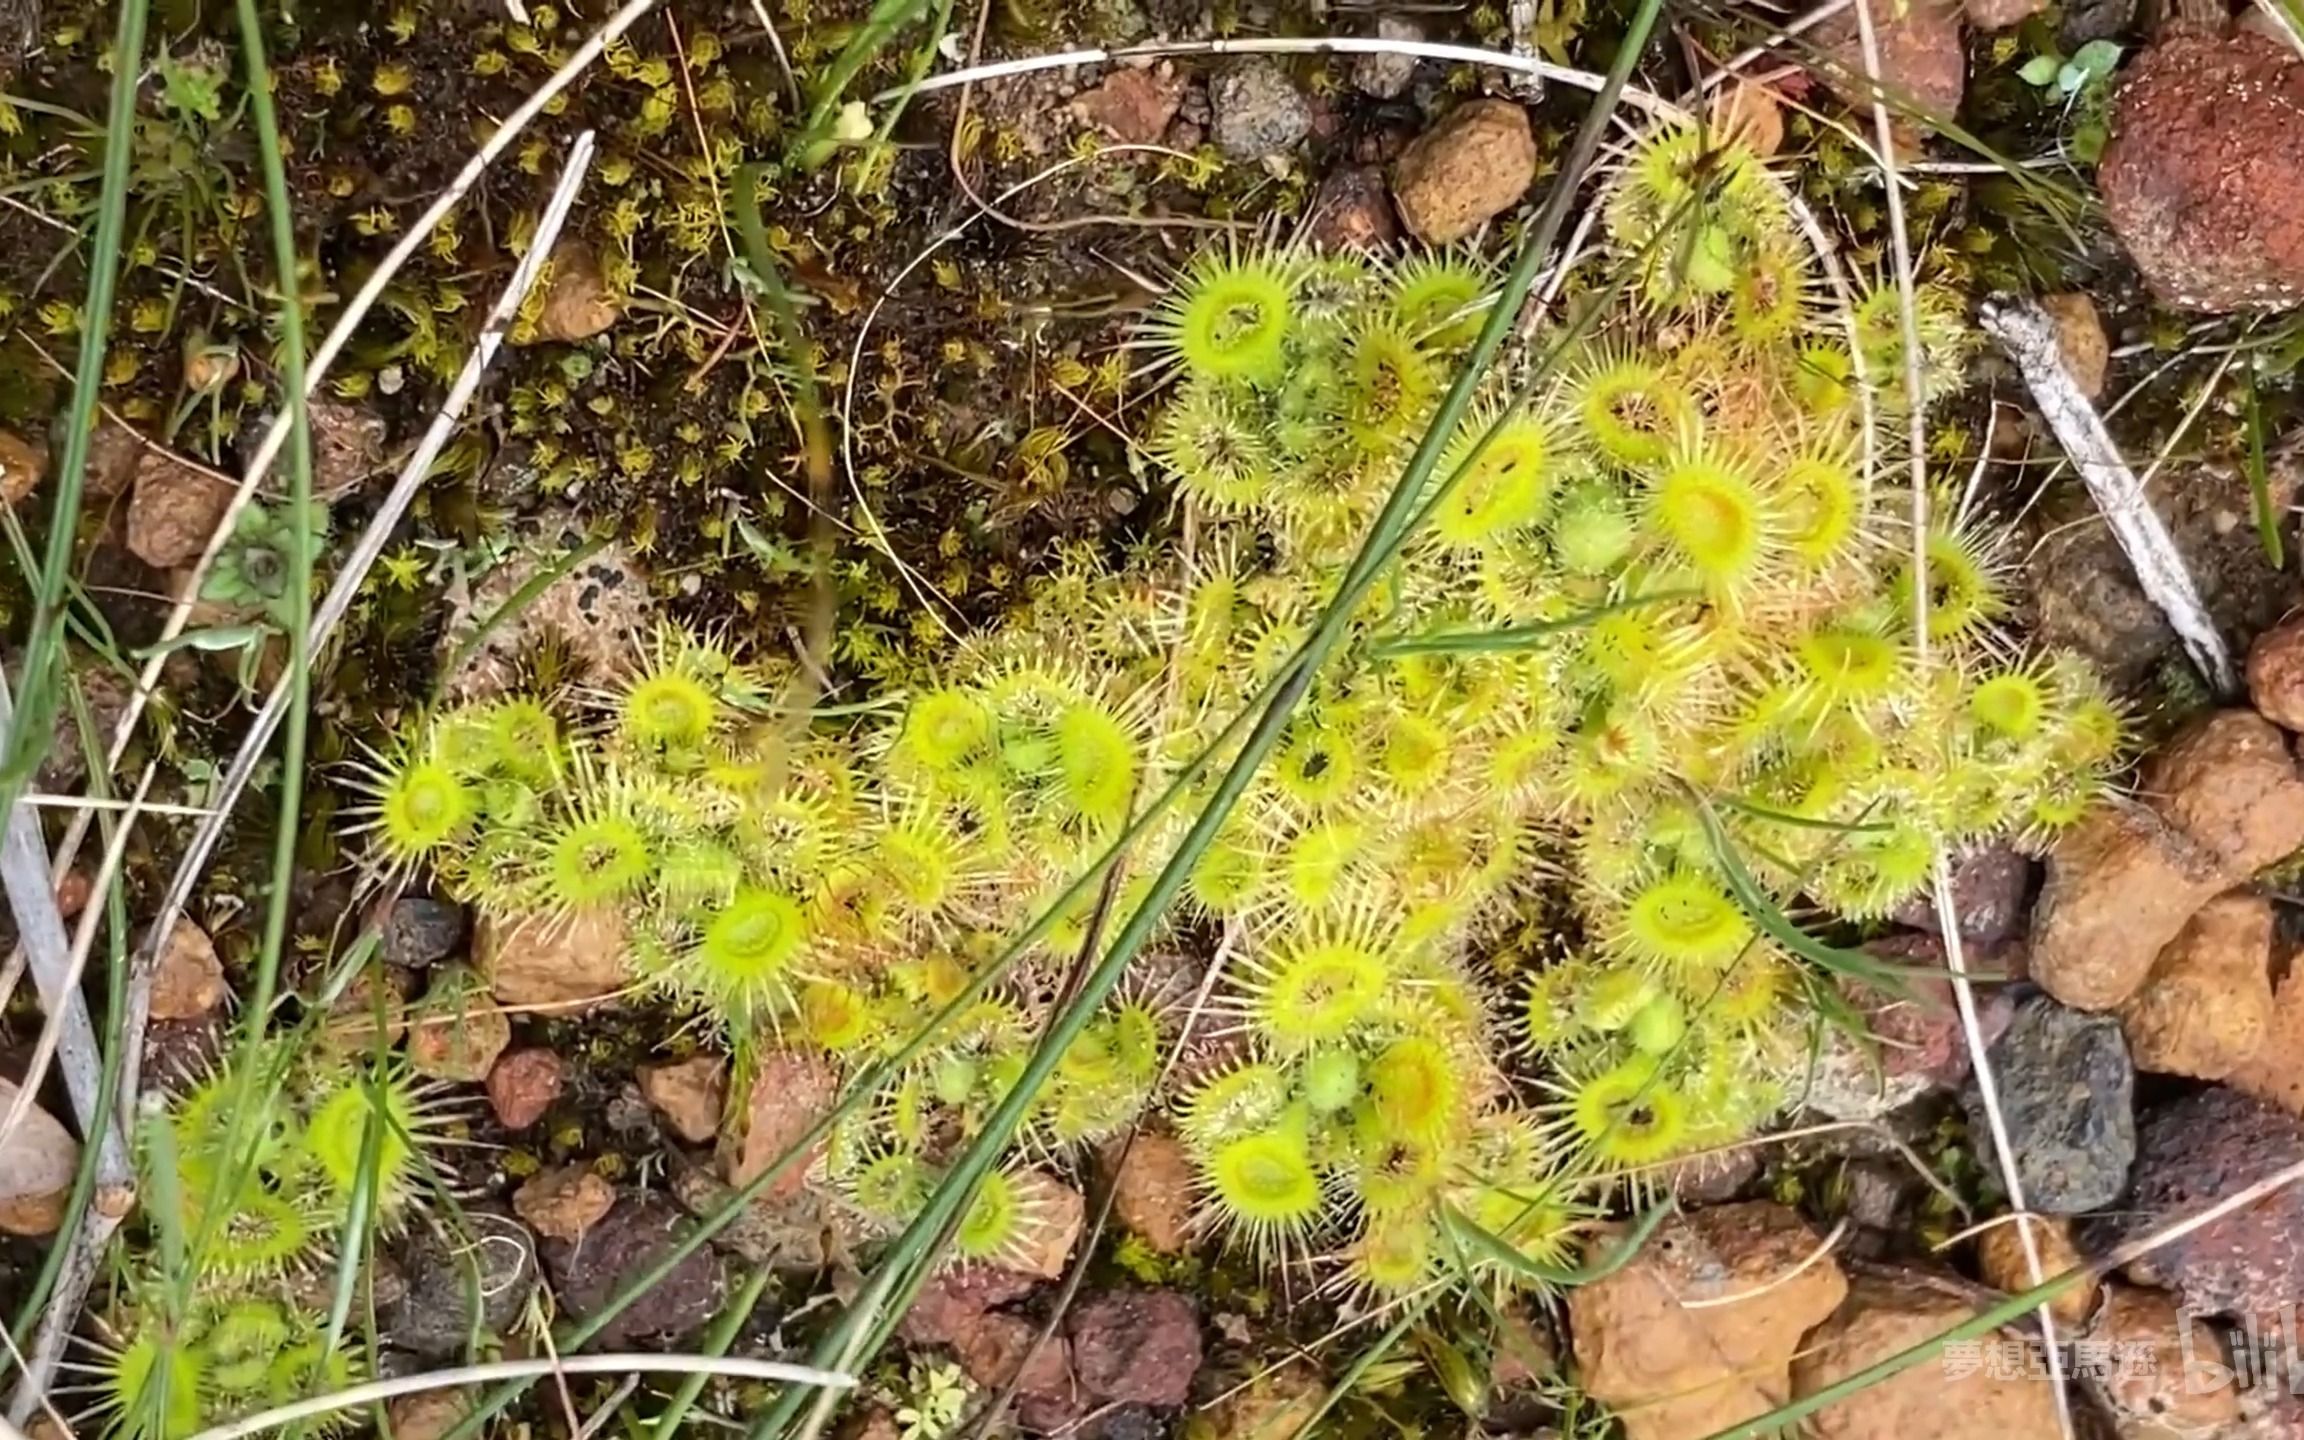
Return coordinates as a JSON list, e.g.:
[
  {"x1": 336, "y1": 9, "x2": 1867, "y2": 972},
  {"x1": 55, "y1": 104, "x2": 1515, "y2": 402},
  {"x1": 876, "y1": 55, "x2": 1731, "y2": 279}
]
[
  {"x1": 950, "y1": 1312, "x2": 1072, "y2": 1399},
  {"x1": 2028, "y1": 803, "x2": 2230, "y2": 1011},
  {"x1": 1791, "y1": 1272, "x2": 2064, "y2": 1437},
  {"x1": 724, "y1": 1051, "x2": 839, "y2": 1198},
  {"x1": 2120, "y1": 891, "x2": 2275, "y2": 1079},
  {"x1": 53, "y1": 869, "x2": 90, "y2": 921},
  {"x1": 2141, "y1": 709, "x2": 2304, "y2": 878},
  {"x1": 1567, "y1": 1202, "x2": 1847, "y2": 1440},
  {"x1": 145, "y1": 917, "x2": 227, "y2": 1021},
  {"x1": 2092, "y1": 1086, "x2": 2304, "y2": 1320},
  {"x1": 639, "y1": 1054, "x2": 727, "y2": 1145},
  {"x1": 1070, "y1": 64, "x2": 1184, "y2": 144},
  {"x1": 513, "y1": 1164, "x2": 616, "y2": 1242},
  {"x1": 1305, "y1": 166, "x2": 1398, "y2": 253},
  {"x1": 2100, "y1": 29, "x2": 2304, "y2": 311},
  {"x1": 1101, "y1": 1131, "x2": 1194, "y2": 1254},
  {"x1": 125, "y1": 450, "x2": 235, "y2": 568},
  {"x1": 1391, "y1": 99, "x2": 1538, "y2": 244},
  {"x1": 899, "y1": 1265, "x2": 1043, "y2": 1346},
  {"x1": 1068, "y1": 1290, "x2": 1202, "y2": 1406},
  {"x1": 1804, "y1": 950, "x2": 2016, "y2": 1119},
  {"x1": 1815, "y1": 0, "x2": 1967, "y2": 123},
  {"x1": 2249, "y1": 614, "x2": 2304, "y2": 732},
  {"x1": 1889, "y1": 843, "x2": 2036, "y2": 944},
  {"x1": 486, "y1": 1047, "x2": 563, "y2": 1130}
]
